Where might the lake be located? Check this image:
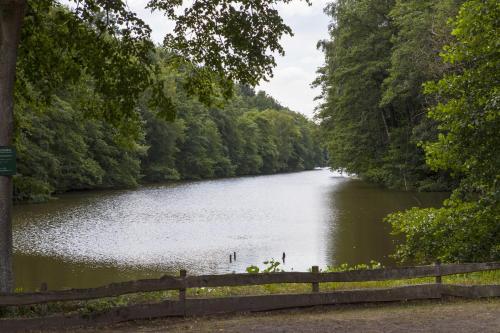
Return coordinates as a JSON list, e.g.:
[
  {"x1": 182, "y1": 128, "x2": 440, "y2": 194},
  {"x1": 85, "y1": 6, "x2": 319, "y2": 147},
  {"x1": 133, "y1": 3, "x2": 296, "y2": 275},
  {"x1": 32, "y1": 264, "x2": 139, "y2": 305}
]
[{"x1": 13, "y1": 169, "x2": 448, "y2": 291}]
